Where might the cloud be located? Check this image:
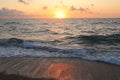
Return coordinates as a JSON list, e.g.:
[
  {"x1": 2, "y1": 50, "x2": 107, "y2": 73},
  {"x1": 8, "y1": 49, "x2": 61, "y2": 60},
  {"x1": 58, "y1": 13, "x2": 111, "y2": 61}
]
[
  {"x1": 0, "y1": 8, "x2": 27, "y2": 18},
  {"x1": 42, "y1": 6, "x2": 48, "y2": 10},
  {"x1": 59, "y1": 0, "x2": 67, "y2": 8},
  {"x1": 0, "y1": 8, "x2": 46, "y2": 18},
  {"x1": 55, "y1": 6, "x2": 61, "y2": 8},
  {"x1": 18, "y1": 0, "x2": 28, "y2": 4},
  {"x1": 91, "y1": 4, "x2": 94, "y2": 7},
  {"x1": 70, "y1": 6, "x2": 77, "y2": 11},
  {"x1": 55, "y1": 0, "x2": 67, "y2": 9},
  {"x1": 70, "y1": 6, "x2": 93, "y2": 14},
  {"x1": 79, "y1": 7, "x2": 89, "y2": 12}
]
